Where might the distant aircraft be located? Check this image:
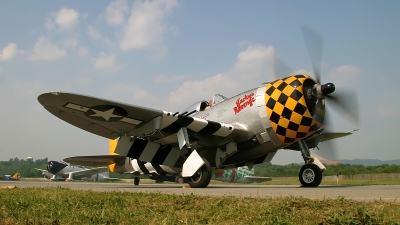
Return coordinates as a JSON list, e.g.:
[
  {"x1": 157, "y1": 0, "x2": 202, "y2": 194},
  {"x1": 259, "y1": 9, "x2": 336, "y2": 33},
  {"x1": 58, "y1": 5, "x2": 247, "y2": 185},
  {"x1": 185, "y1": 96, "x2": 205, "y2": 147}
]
[
  {"x1": 35, "y1": 160, "x2": 119, "y2": 182},
  {"x1": 0, "y1": 172, "x2": 21, "y2": 181},
  {"x1": 212, "y1": 167, "x2": 272, "y2": 183}
]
